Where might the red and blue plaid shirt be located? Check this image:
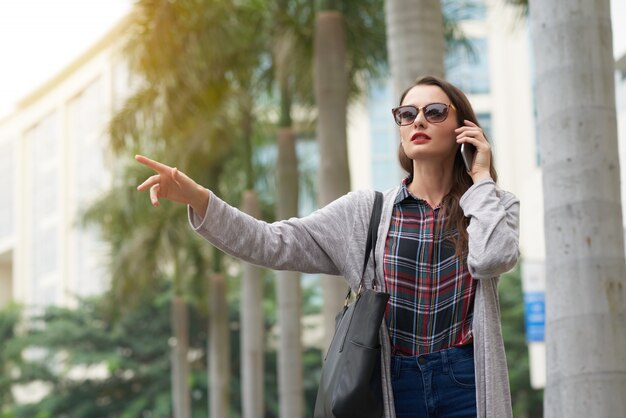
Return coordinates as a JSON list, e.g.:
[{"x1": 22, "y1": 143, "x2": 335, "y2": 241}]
[{"x1": 383, "y1": 180, "x2": 476, "y2": 356}]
